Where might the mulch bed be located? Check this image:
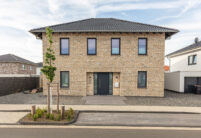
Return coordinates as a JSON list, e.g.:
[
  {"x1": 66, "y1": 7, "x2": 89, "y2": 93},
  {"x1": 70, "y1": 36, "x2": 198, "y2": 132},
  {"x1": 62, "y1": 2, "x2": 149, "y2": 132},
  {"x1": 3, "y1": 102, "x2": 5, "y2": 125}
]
[{"x1": 19, "y1": 111, "x2": 79, "y2": 125}]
